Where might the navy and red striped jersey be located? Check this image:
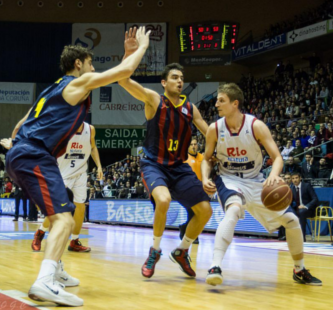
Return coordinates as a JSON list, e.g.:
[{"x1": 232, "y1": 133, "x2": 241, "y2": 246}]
[
  {"x1": 14, "y1": 75, "x2": 90, "y2": 158},
  {"x1": 143, "y1": 94, "x2": 193, "y2": 166}
]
